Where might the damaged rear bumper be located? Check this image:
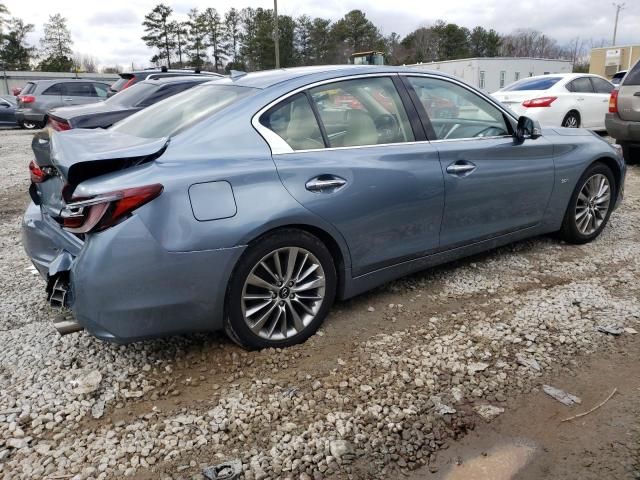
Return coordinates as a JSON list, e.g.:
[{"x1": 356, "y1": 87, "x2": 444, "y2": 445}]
[{"x1": 22, "y1": 201, "x2": 245, "y2": 342}]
